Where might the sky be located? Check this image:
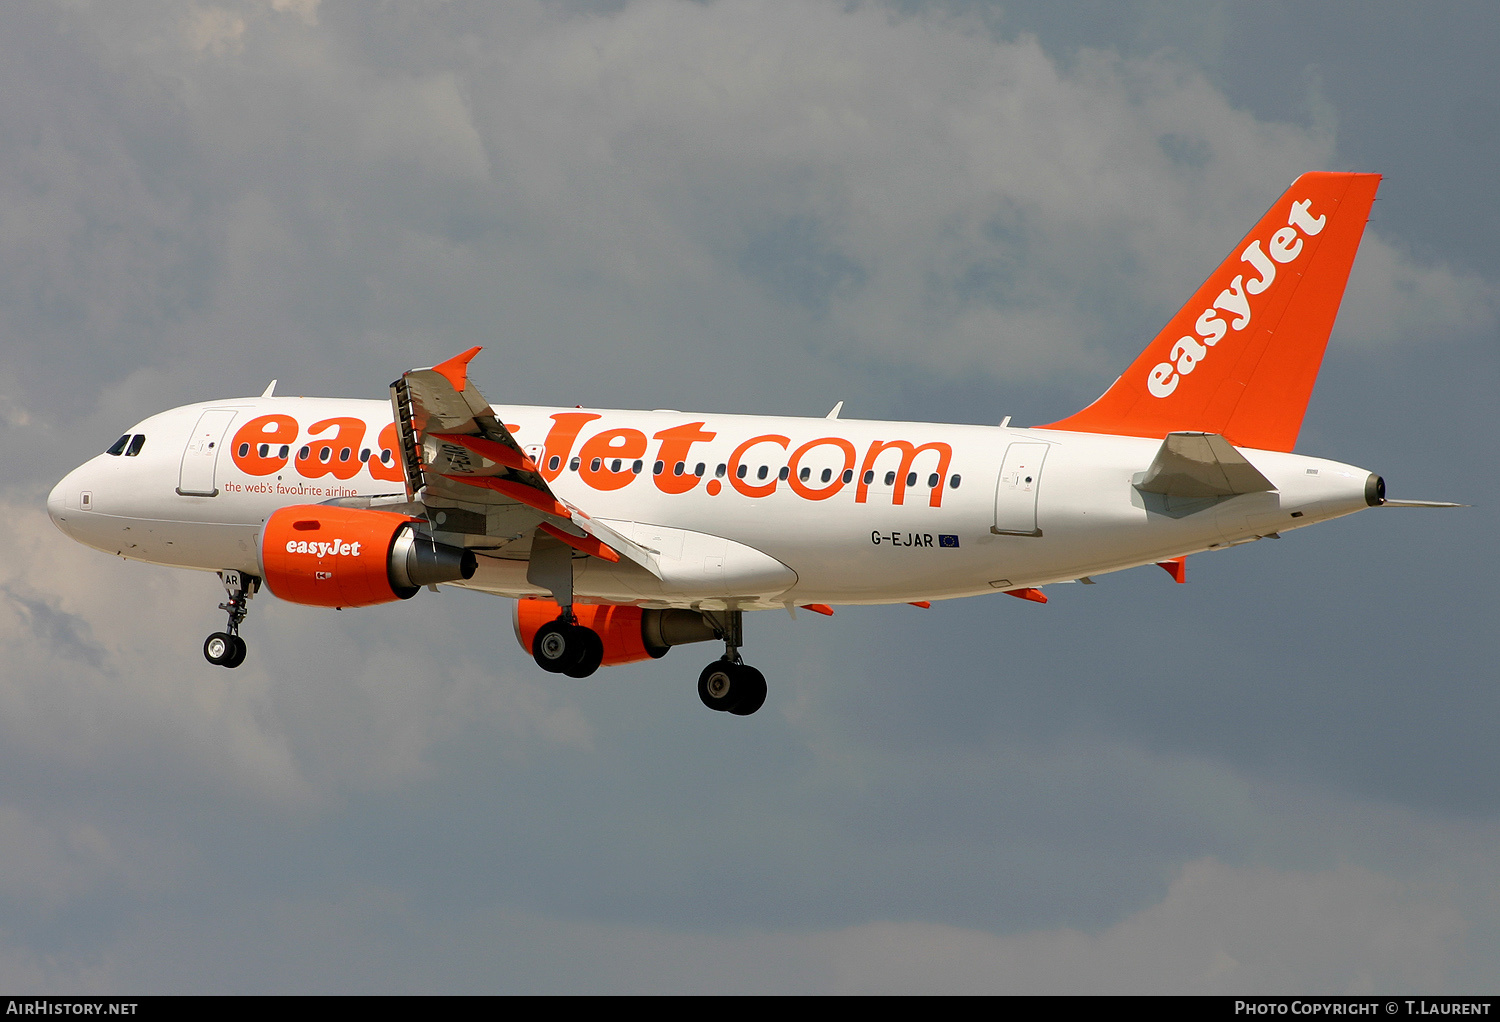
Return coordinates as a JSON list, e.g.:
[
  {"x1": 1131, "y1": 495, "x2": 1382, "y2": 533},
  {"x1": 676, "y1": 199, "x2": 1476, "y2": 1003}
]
[{"x1": 0, "y1": 0, "x2": 1496, "y2": 994}]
